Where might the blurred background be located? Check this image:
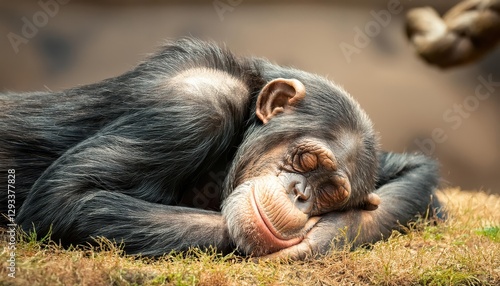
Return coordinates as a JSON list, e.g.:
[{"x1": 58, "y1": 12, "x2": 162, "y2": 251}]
[{"x1": 1, "y1": 0, "x2": 499, "y2": 193}]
